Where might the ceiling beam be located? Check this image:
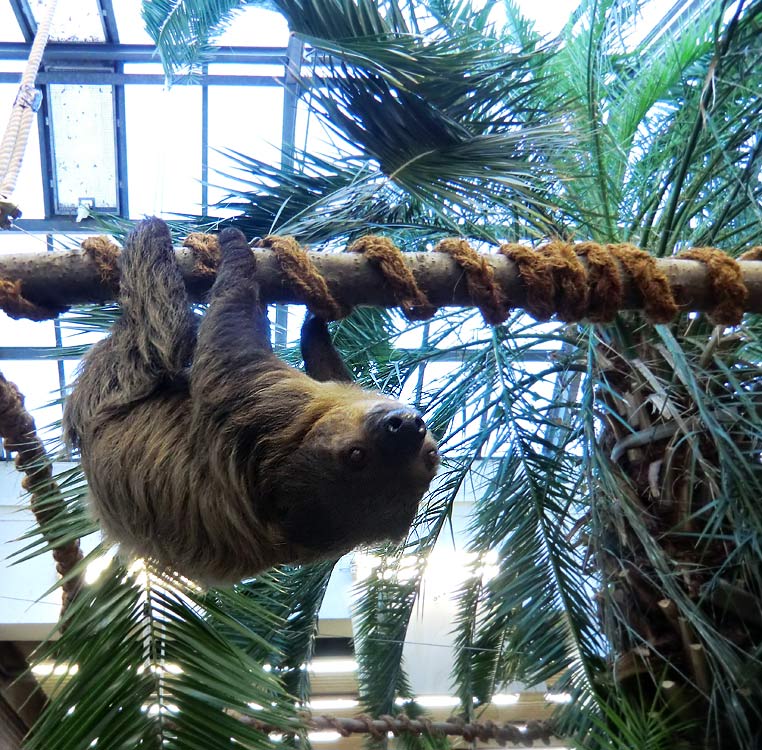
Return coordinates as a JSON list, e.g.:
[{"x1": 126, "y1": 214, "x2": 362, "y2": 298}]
[
  {"x1": 7, "y1": 0, "x2": 36, "y2": 43},
  {"x1": 0, "y1": 42, "x2": 287, "y2": 65}
]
